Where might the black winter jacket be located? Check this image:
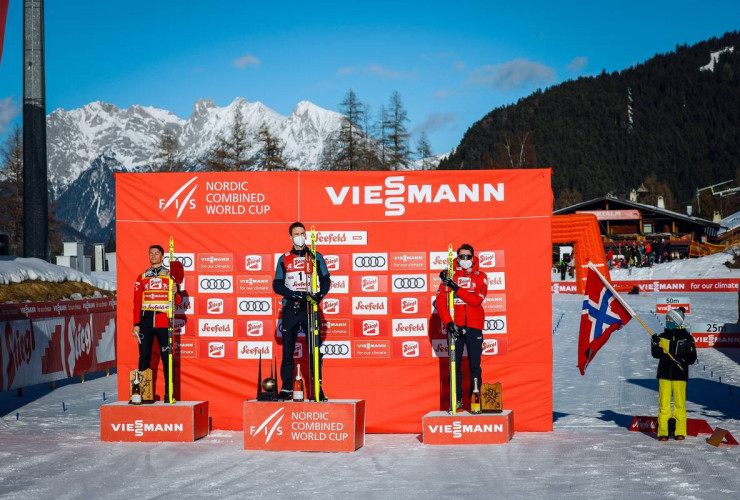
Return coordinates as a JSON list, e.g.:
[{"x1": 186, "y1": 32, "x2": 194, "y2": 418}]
[{"x1": 651, "y1": 328, "x2": 697, "y2": 381}]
